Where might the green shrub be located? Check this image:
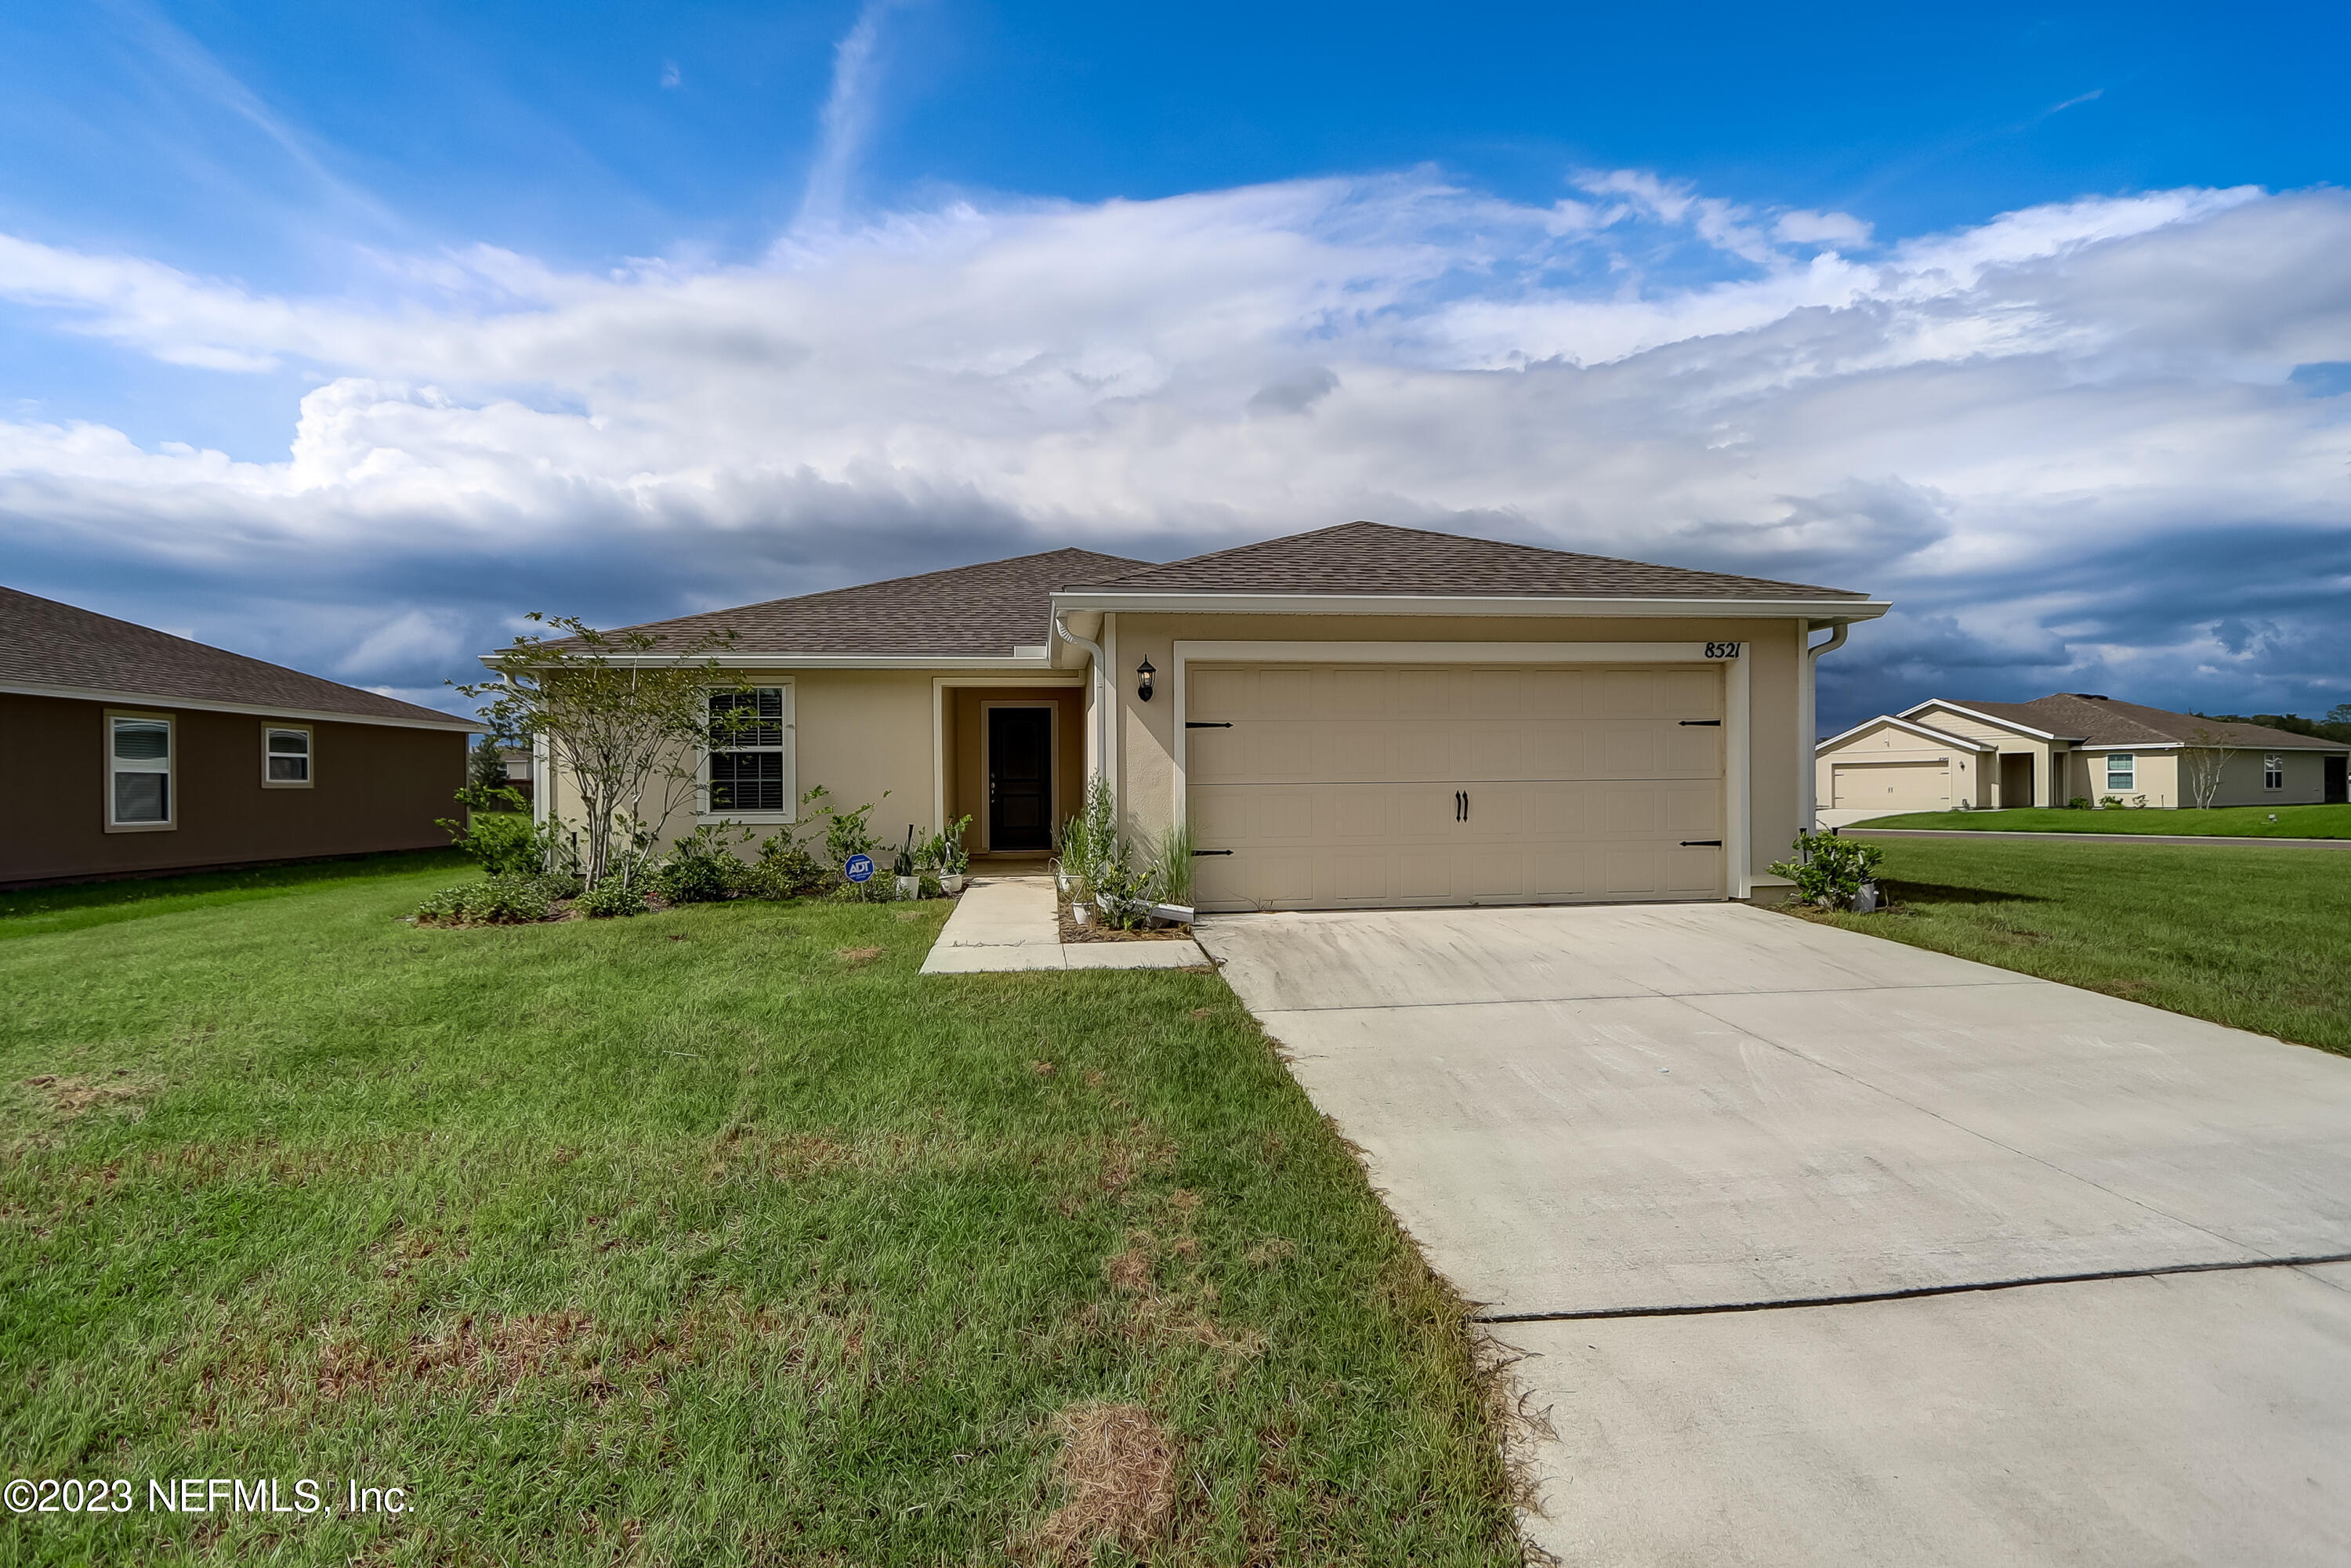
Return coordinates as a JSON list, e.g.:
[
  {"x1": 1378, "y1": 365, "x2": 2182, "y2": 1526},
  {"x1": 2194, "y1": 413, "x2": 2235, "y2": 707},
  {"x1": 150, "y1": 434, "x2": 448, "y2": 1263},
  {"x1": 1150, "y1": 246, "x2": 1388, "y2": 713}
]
[
  {"x1": 741, "y1": 833, "x2": 828, "y2": 900},
  {"x1": 577, "y1": 879, "x2": 647, "y2": 918},
  {"x1": 533, "y1": 871, "x2": 585, "y2": 901},
  {"x1": 413, "y1": 875, "x2": 554, "y2": 925},
  {"x1": 435, "y1": 784, "x2": 554, "y2": 877},
  {"x1": 1767, "y1": 832, "x2": 1885, "y2": 909},
  {"x1": 651, "y1": 824, "x2": 749, "y2": 904}
]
